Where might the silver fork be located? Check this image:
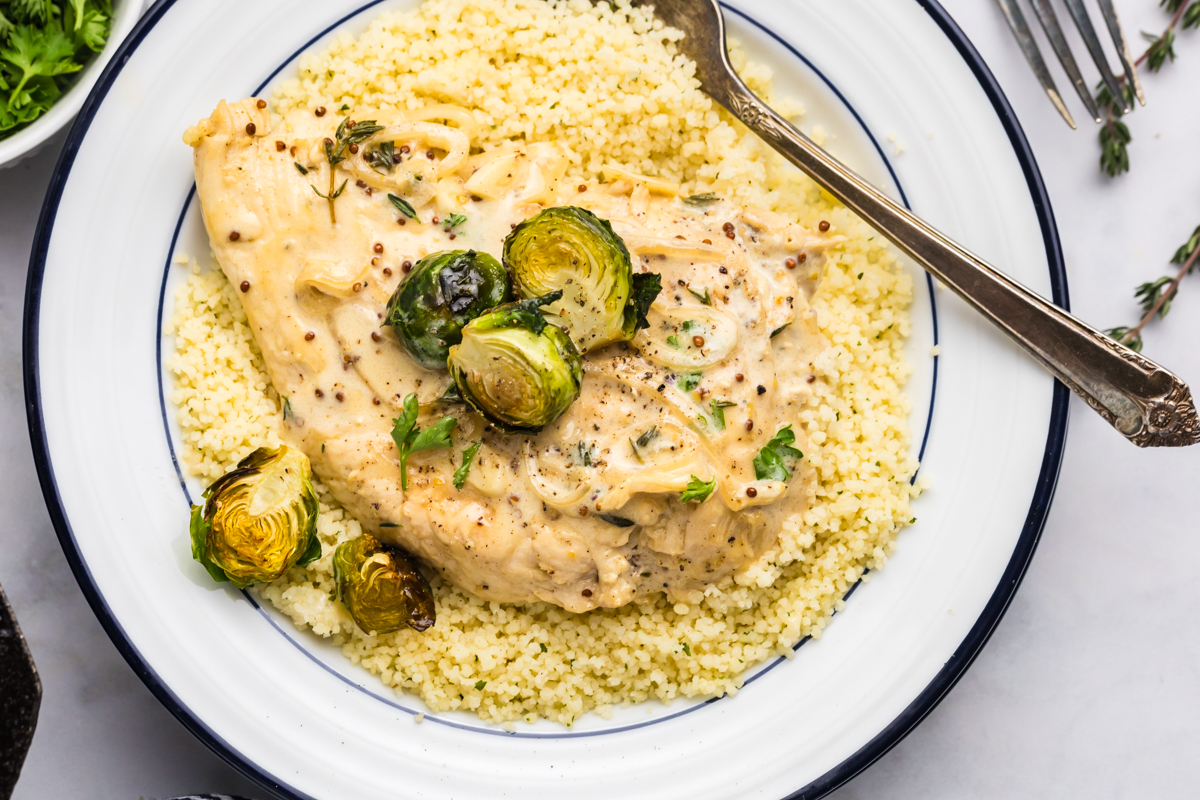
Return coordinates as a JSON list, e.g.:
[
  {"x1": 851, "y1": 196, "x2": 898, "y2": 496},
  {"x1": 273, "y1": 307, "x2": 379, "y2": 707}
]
[
  {"x1": 996, "y1": 0, "x2": 1145, "y2": 128},
  {"x1": 638, "y1": 0, "x2": 1197, "y2": 447}
]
